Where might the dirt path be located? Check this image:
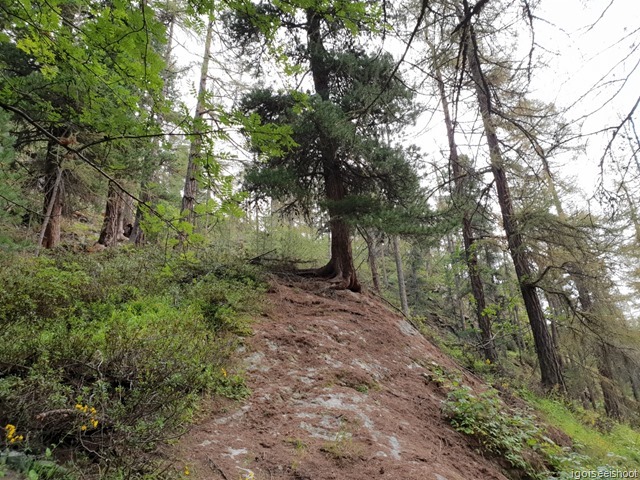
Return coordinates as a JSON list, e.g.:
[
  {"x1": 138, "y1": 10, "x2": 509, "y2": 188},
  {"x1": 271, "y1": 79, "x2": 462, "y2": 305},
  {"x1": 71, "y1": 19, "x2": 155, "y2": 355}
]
[{"x1": 173, "y1": 276, "x2": 509, "y2": 480}]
